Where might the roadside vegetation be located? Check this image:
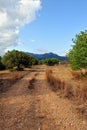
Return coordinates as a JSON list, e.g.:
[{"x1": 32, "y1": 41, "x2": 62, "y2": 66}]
[
  {"x1": 46, "y1": 64, "x2": 87, "y2": 120},
  {"x1": 68, "y1": 31, "x2": 87, "y2": 71},
  {"x1": 0, "y1": 50, "x2": 38, "y2": 71},
  {"x1": 0, "y1": 70, "x2": 29, "y2": 93},
  {"x1": 46, "y1": 65, "x2": 87, "y2": 102},
  {"x1": 0, "y1": 56, "x2": 5, "y2": 70},
  {"x1": 39, "y1": 58, "x2": 59, "y2": 66}
]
